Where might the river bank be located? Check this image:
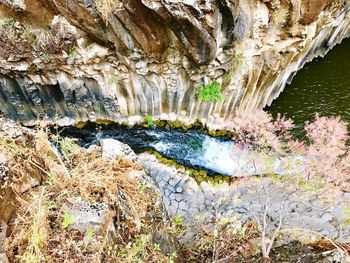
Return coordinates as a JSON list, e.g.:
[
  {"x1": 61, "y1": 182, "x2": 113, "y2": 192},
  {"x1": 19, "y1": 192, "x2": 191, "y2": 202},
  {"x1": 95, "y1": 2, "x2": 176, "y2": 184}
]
[{"x1": 1, "y1": 116, "x2": 350, "y2": 262}]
